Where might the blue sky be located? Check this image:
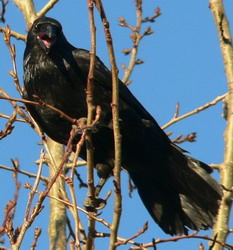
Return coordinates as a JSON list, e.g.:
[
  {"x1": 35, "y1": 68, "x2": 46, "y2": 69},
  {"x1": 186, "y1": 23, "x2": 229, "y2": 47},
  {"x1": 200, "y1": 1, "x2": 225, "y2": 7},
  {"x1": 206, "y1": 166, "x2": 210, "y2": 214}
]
[{"x1": 0, "y1": 0, "x2": 232, "y2": 249}]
